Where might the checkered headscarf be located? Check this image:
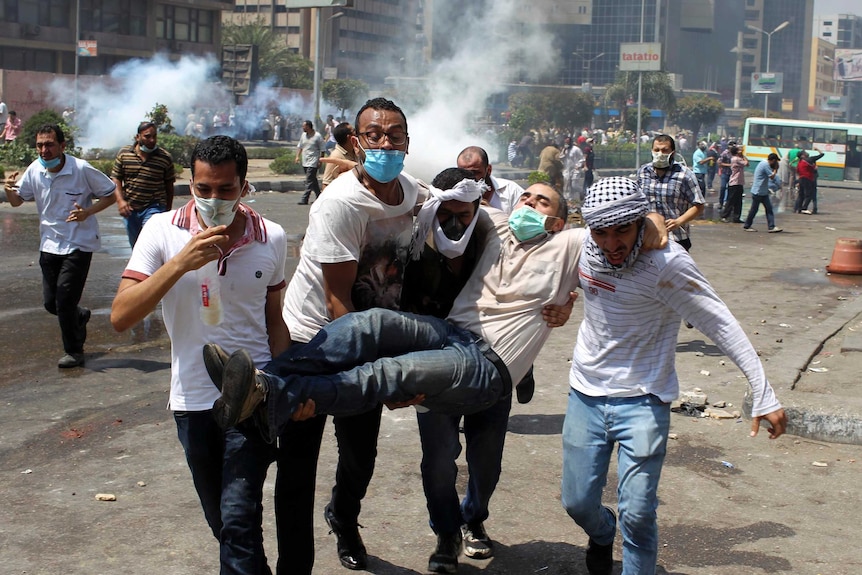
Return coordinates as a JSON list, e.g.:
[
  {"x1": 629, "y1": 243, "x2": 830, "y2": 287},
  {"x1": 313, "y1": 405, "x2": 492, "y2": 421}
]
[
  {"x1": 581, "y1": 177, "x2": 650, "y2": 229},
  {"x1": 582, "y1": 177, "x2": 649, "y2": 272}
]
